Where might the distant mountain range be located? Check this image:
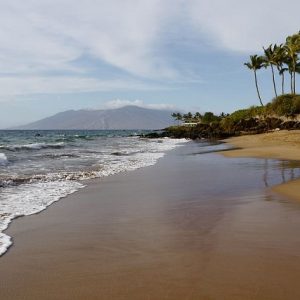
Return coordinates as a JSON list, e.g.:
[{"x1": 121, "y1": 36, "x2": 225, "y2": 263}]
[{"x1": 14, "y1": 106, "x2": 175, "y2": 130}]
